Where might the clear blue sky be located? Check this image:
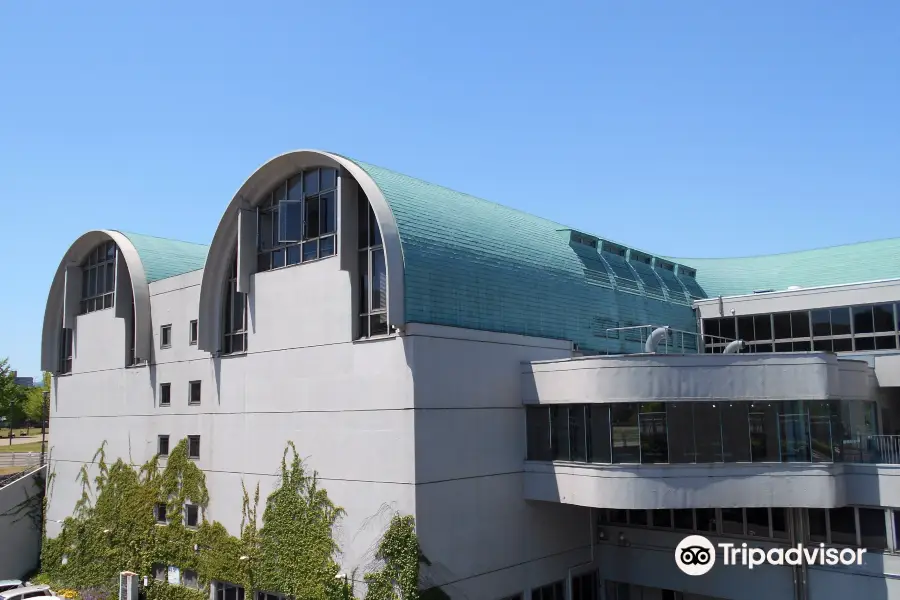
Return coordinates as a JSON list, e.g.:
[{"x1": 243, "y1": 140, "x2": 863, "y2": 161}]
[{"x1": 1, "y1": 1, "x2": 898, "y2": 377}]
